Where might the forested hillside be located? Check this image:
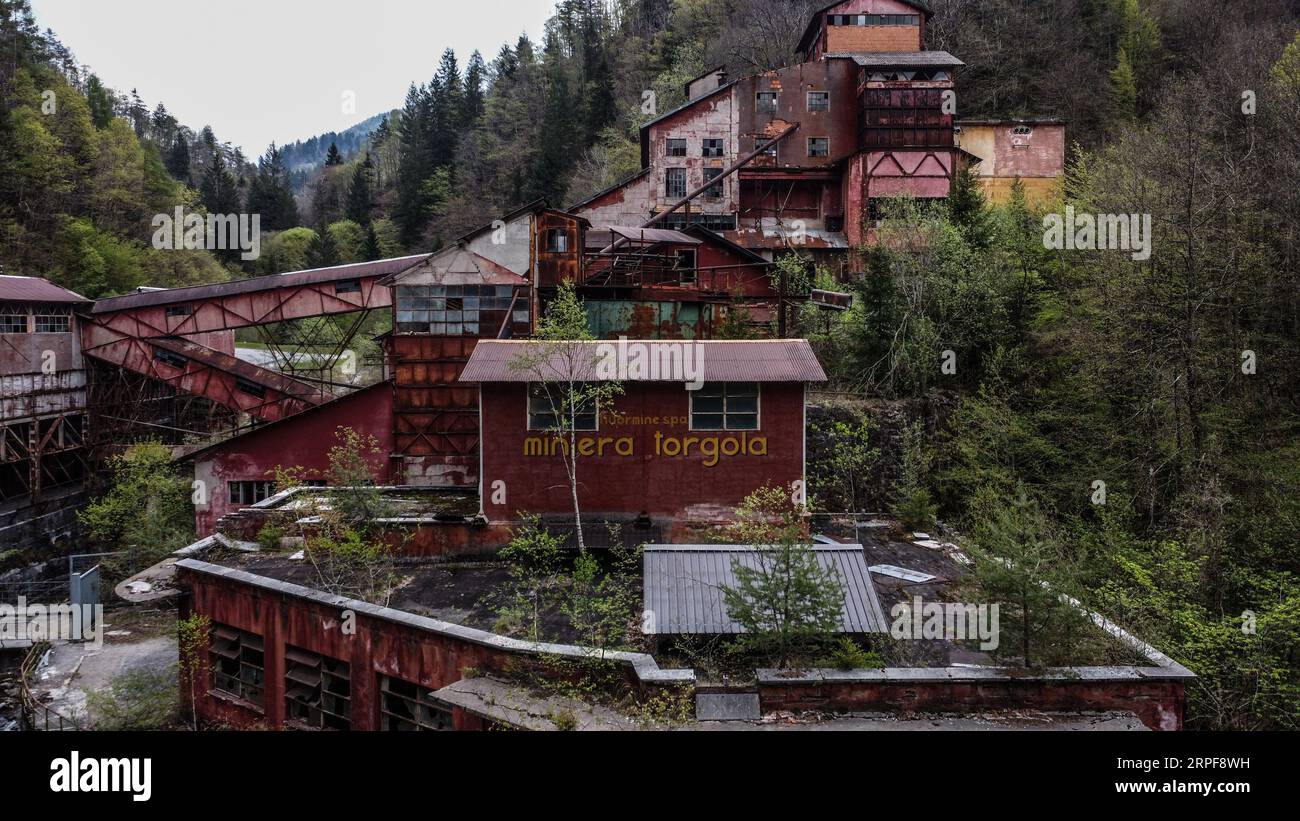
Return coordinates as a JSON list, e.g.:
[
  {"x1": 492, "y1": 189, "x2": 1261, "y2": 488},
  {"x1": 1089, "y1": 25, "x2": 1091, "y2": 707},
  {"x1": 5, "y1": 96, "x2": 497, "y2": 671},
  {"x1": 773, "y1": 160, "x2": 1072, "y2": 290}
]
[{"x1": 2, "y1": 0, "x2": 1298, "y2": 729}]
